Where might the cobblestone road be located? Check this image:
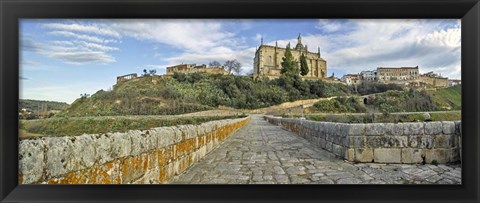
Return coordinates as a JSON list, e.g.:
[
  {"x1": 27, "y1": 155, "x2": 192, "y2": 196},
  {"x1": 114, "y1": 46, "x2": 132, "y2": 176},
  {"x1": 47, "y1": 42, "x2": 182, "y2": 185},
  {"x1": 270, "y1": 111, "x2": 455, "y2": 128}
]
[{"x1": 172, "y1": 116, "x2": 461, "y2": 184}]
